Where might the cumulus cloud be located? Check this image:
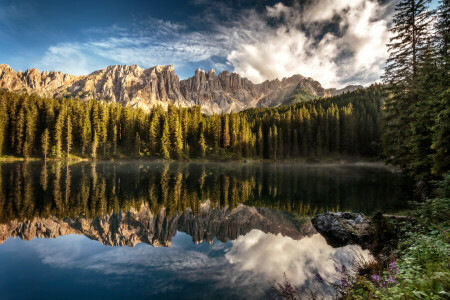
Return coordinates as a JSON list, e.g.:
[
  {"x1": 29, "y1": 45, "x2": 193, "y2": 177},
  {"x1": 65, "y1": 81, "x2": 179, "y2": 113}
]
[
  {"x1": 228, "y1": 0, "x2": 391, "y2": 87},
  {"x1": 16, "y1": 229, "x2": 372, "y2": 298},
  {"x1": 226, "y1": 230, "x2": 372, "y2": 292},
  {"x1": 37, "y1": 0, "x2": 391, "y2": 87}
]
